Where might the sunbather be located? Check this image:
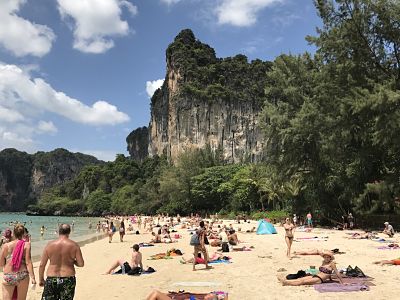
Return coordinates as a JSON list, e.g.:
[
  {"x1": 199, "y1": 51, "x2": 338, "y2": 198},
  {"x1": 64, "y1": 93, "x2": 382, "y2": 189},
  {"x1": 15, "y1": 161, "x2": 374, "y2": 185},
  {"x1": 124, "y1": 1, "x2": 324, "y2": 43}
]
[
  {"x1": 373, "y1": 258, "x2": 400, "y2": 265},
  {"x1": 180, "y1": 252, "x2": 225, "y2": 264},
  {"x1": 277, "y1": 251, "x2": 344, "y2": 286},
  {"x1": 293, "y1": 249, "x2": 342, "y2": 256}
]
